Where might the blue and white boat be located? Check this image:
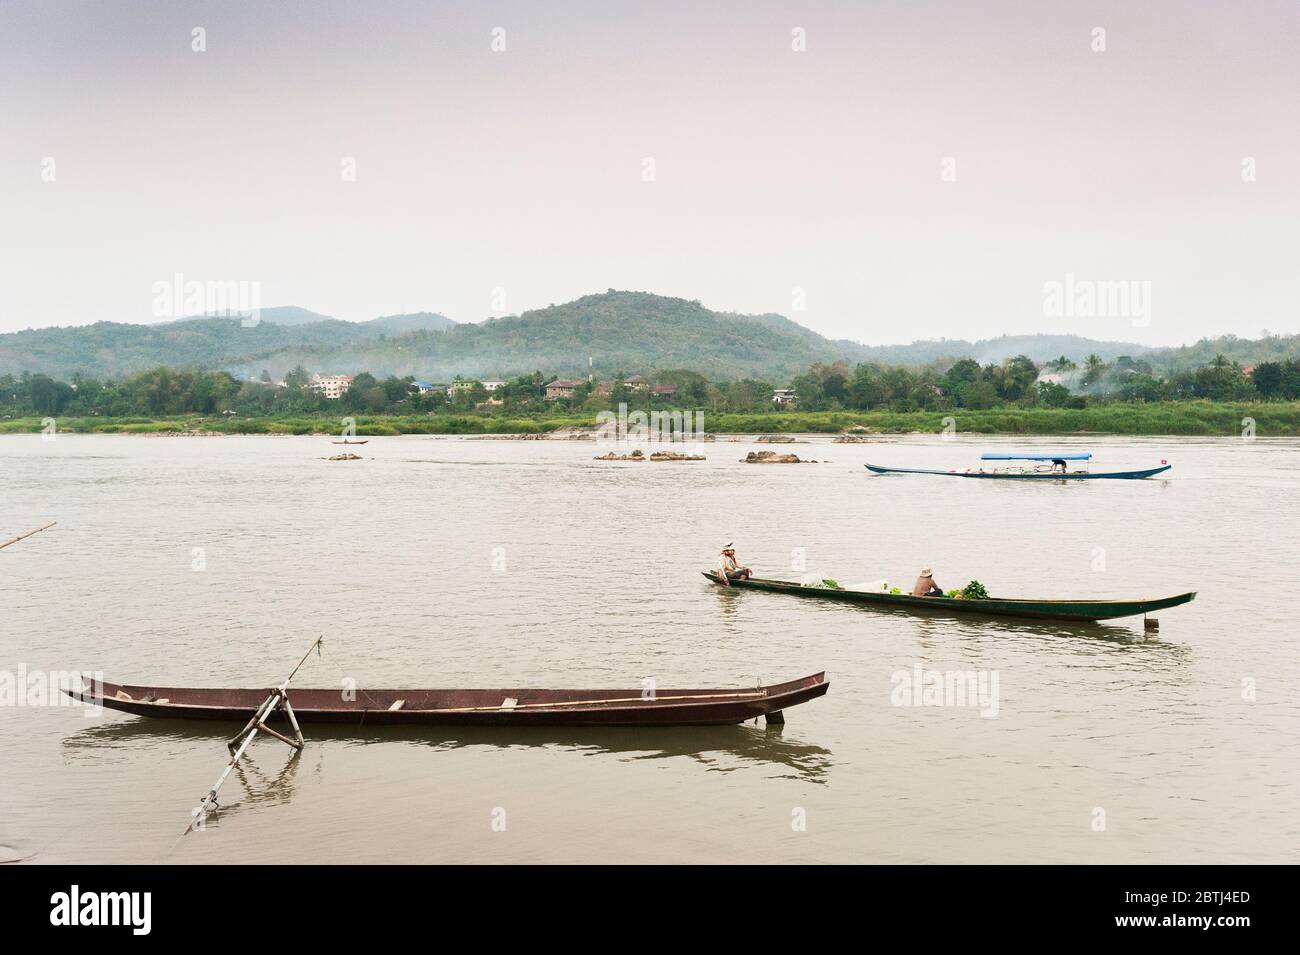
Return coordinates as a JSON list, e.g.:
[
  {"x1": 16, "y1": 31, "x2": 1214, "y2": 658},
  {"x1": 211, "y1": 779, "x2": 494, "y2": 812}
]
[{"x1": 865, "y1": 452, "x2": 1171, "y2": 480}]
